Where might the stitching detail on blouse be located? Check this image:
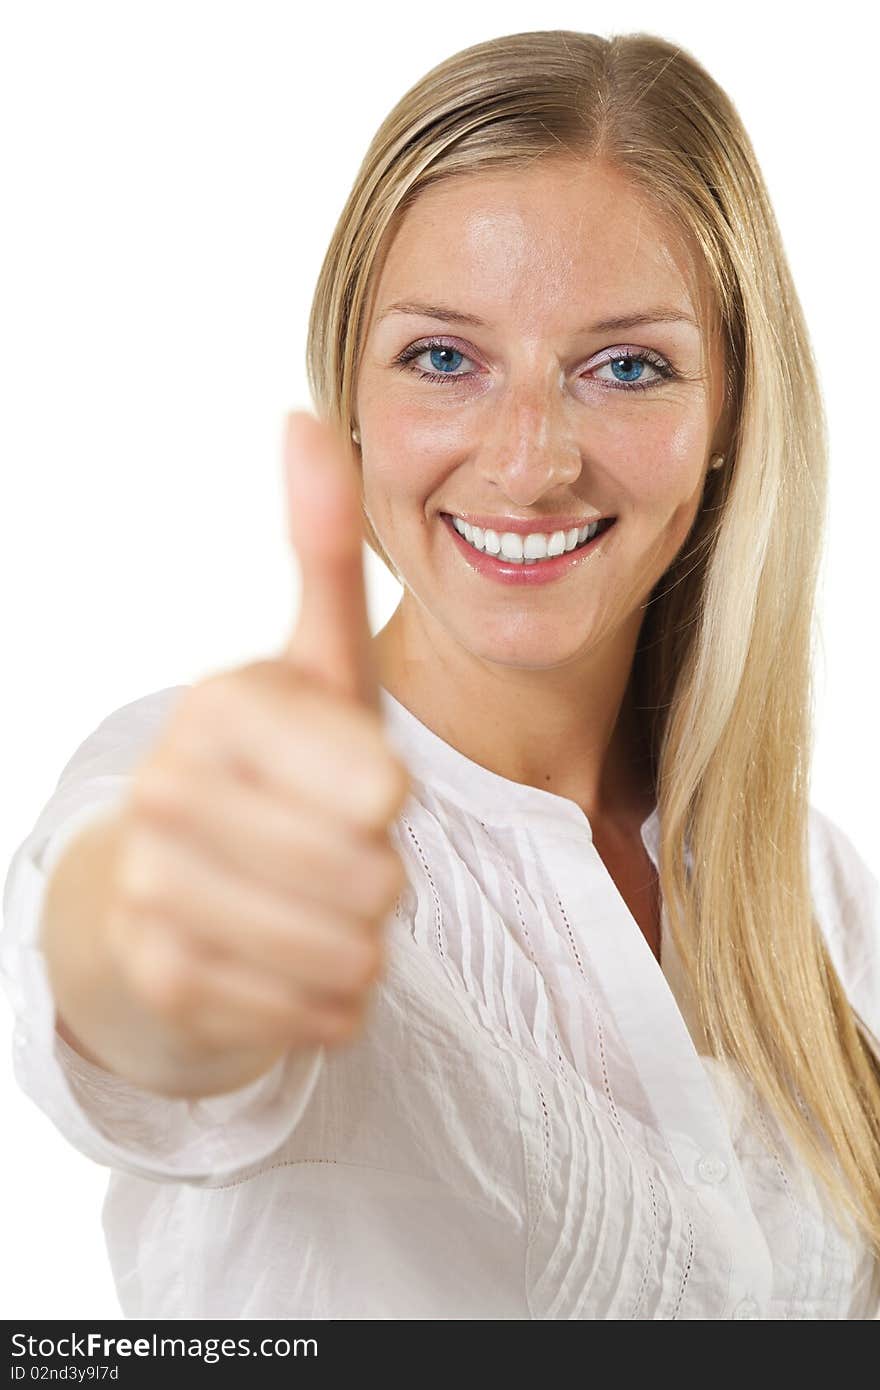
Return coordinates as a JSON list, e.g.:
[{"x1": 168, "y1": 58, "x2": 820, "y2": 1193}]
[
  {"x1": 792, "y1": 1081, "x2": 810, "y2": 1120},
  {"x1": 207, "y1": 1151, "x2": 542, "y2": 1227},
  {"x1": 209, "y1": 1157, "x2": 340, "y2": 1190},
  {"x1": 628, "y1": 1173, "x2": 659, "y2": 1319},
  {"x1": 510, "y1": 878, "x2": 566, "y2": 1075},
  {"x1": 401, "y1": 816, "x2": 445, "y2": 960},
  {"x1": 485, "y1": 1033, "x2": 542, "y2": 1321},
  {"x1": 202, "y1": 1155, "x2": 464, "y2": 1192},
  {"x1": 392, "y1": 817, "x2": 580, "y2": 1292},
  {"x1": 517, "y1": 1050, "x2": 552, "y2": 1322},
  {"x1": 670, "y1": 1216, "x2": 695, "y2": 1319},
  {"x1": 525, "y1": 1075, "x2": 552, "y2": 1249},
  {"x1": 555, "y1": 889, "x2": 624, "y2": 1139}
]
